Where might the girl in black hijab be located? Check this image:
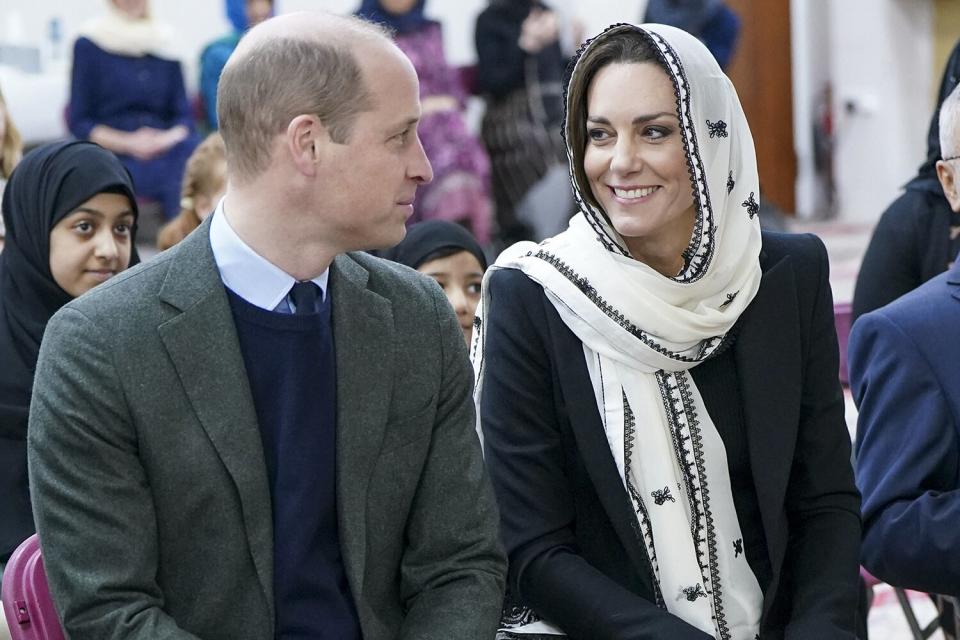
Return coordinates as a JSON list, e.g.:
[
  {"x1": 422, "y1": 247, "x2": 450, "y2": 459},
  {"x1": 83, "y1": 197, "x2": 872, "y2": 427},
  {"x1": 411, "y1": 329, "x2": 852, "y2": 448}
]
[
  {"x1": 852, "y1": 38, "x2": 960, "y2": 322},
  {"x1": 0, "y1": 140, "x2": 138, "y2": 566},
  {"x1": 382, "y1": 220, "x2": 487, "y2": 346}
]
